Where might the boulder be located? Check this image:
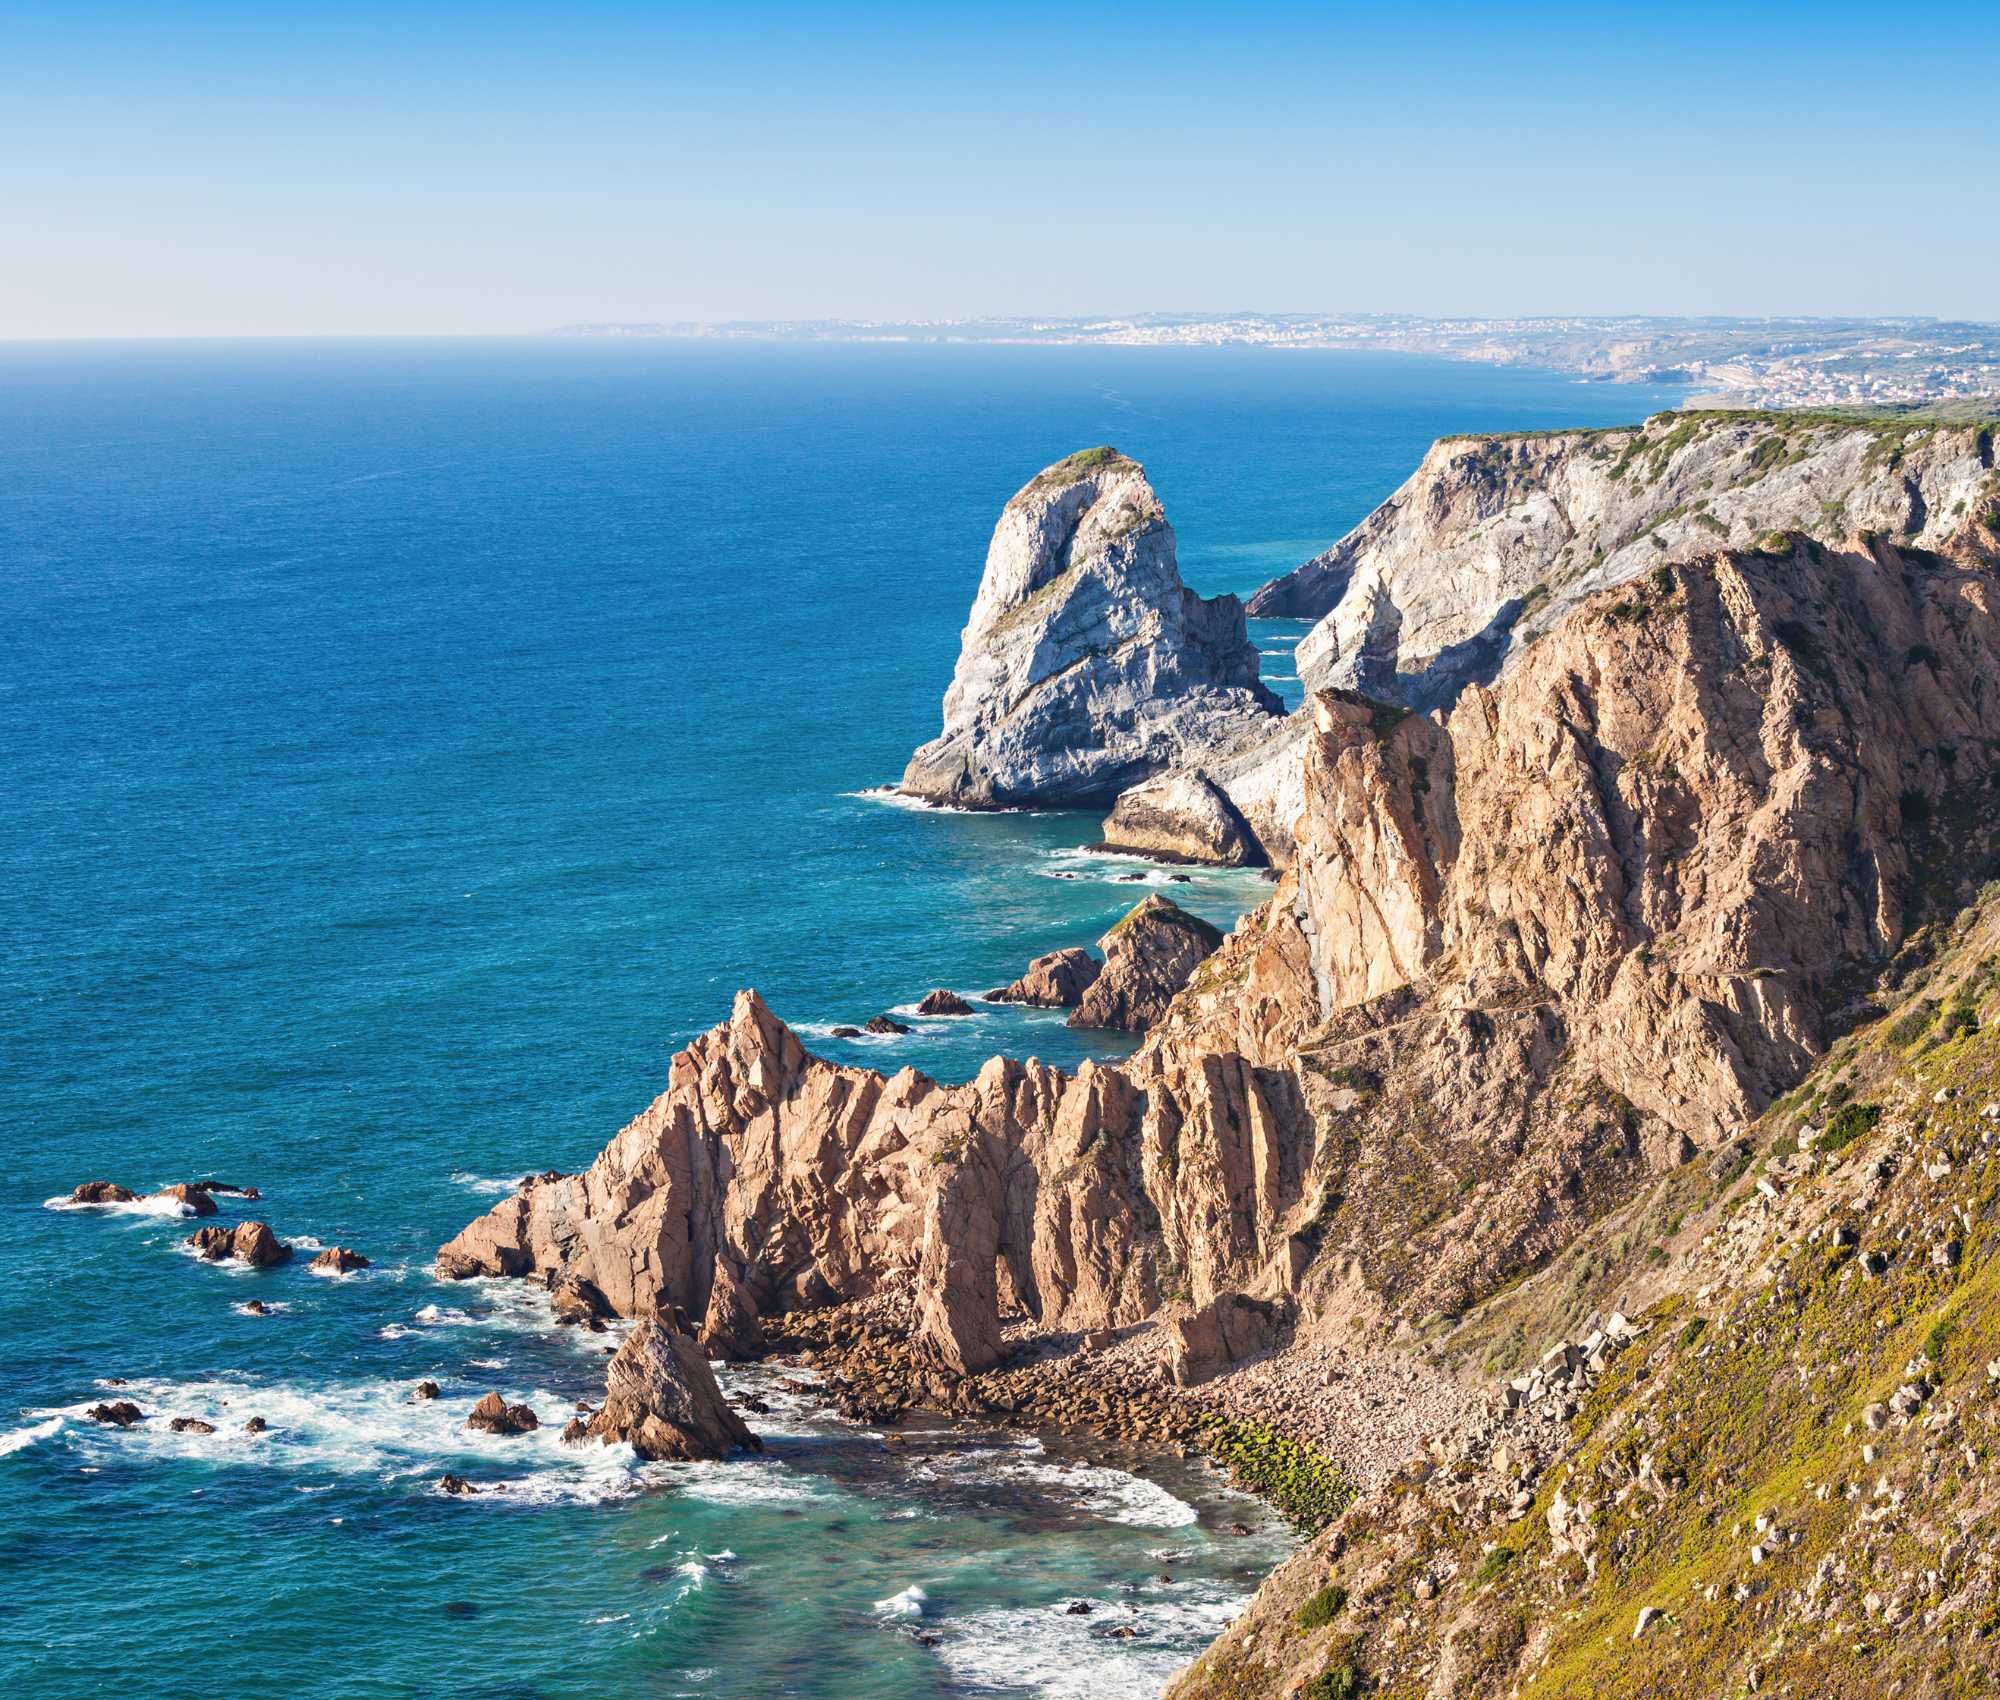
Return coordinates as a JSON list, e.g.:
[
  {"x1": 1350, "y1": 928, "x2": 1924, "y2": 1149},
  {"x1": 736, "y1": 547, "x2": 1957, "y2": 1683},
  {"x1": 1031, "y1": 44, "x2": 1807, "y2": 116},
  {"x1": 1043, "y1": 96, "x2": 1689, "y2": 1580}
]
[
  {"x1": 830, "y1": 1025, "x2": 863, "y2": 1039},
  {"x1": 584, "y1": 1318, "x2": 759, "y2": 1461},
  {"x1": 169, "y1": 1417, "x2": 216, "y2": 1435},
  {"x1": 916, "y1": 989, "x2": 975, "y2": 1017},
  {"x1": 156, "y1": 1183, "x2": 219, "y2": 1217},
  {"x1": 243, "y1": 1416, "x2": 268, "y2": 1434},
  {"x1": 464, "y1": 1392, "x2": 539, "y2": 1436},
  {"x1": 67, "y1": 1181, "x2": 136, "y2": 1204},
  {"x1": 901, "y1": 448, "x2": 1281, "y2": 809},
  {"x1": 412, "y1": 1380, "x2": 441, "y2": 1402},
  {"x1": 863, "y1": 1015, "x2": 911, "y2": 1036},
  {"x1": 1163, "y1": 1292, "x2": 1294, "y2": 1387},
  {"x1": 309, "y1": 1247, "x2": 370, "y2": 1275},
  {"x1": 548, "y1": 1273, "x2": 612, "y2": 1330},
  {"x1": 986, "y1": 948, "x2": 1101, "y2": 1009},
  {"x1": 1098, "y1": 770, "x2": 1262, "y2": 867},
  {"x1": 188, "y1": 1221, "x2": 292, "y2": 1266},
  {"x1": 436, "y1": 1474, "x2": 479, "y2": 1495},
  {"x1": 1070, "y1": 897, "x2": 1223, "y2": 1034},
  {"x1": 86, "y1": 1401, "x2": 144, "y2": 1427}
]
